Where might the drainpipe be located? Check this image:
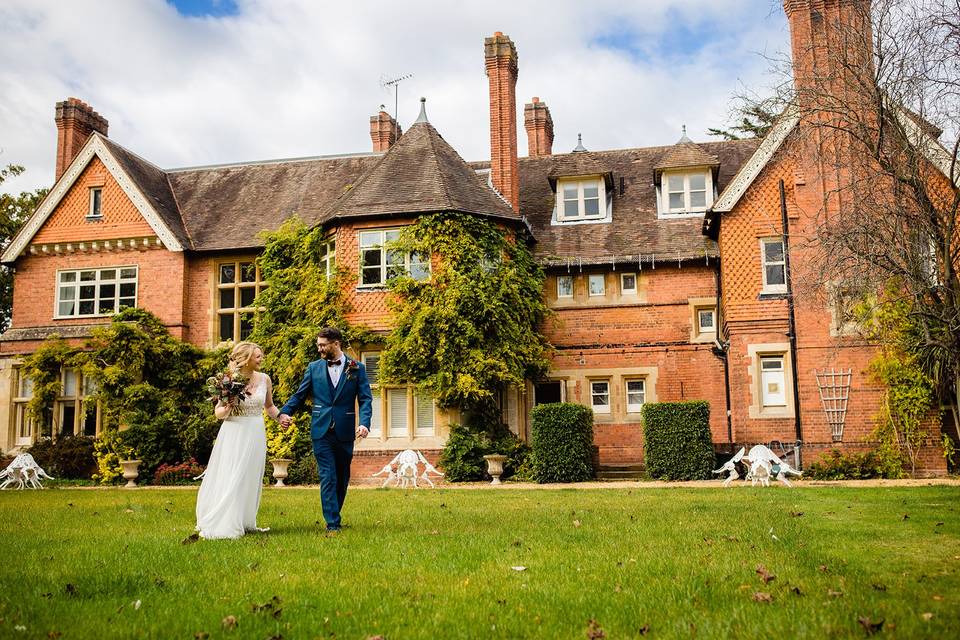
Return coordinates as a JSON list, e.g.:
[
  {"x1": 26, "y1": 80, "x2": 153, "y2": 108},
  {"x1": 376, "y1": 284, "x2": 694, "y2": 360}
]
[
  {"x1": 712, "y1": 252, "x2": 734, "y2": 443},
  {"x1": 780, "y1": 180, "x2": 803, "y2": 464}
]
